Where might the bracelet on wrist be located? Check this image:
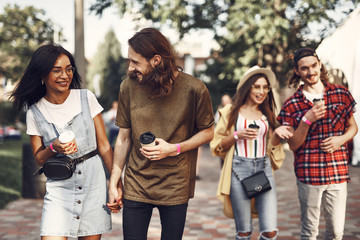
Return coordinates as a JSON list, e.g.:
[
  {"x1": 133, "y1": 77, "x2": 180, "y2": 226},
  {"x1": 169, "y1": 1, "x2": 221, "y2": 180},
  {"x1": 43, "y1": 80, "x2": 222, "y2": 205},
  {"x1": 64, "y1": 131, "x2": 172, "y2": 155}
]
[
  {"x1": 176, "y1": 143, "x2": 181, "y2": 155},
  {"x1": 302, "y1": 116, "x2": 312, "y2": 125},
  {"x1": 49, "y1": 142, "x2": 57, "y2": 153},
  {"x1": 233, "y1": 131, "x2": 239, "y2": 140}
]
